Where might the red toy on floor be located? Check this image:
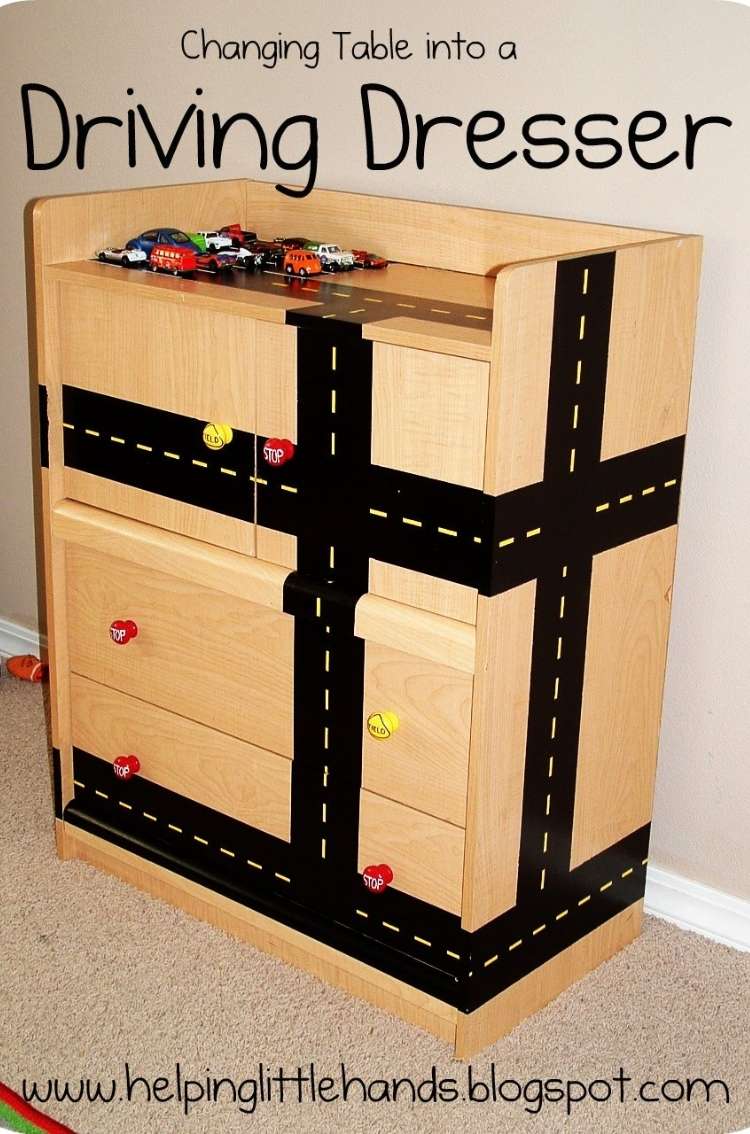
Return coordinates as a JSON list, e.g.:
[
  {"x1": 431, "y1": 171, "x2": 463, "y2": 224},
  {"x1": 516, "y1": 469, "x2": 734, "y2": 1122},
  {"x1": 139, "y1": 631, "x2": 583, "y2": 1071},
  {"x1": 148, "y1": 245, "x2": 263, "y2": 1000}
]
[{"x1": 5, "y1": 654, "x2": 47, "y2": 682}]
